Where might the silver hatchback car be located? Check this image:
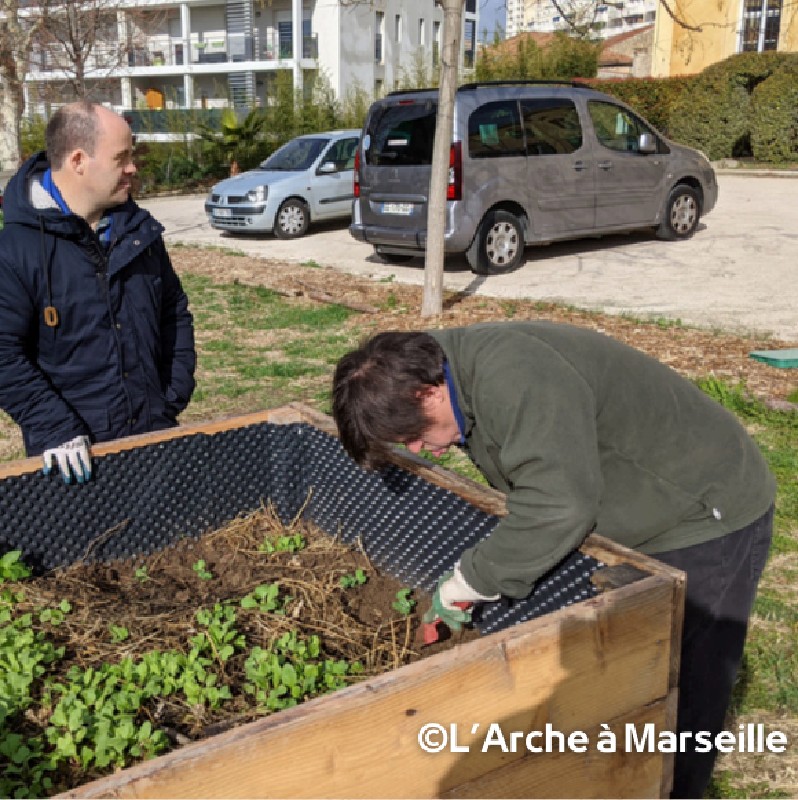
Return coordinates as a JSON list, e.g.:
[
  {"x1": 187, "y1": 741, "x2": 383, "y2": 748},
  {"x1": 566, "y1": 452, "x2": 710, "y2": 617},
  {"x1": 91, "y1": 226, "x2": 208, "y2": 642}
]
[
  {"x1": 350, "y1": 82, "x2": 718, "y2": 274},
  {"x1": 205, "y1": 130, "x2": 360, "y2": 238}
]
